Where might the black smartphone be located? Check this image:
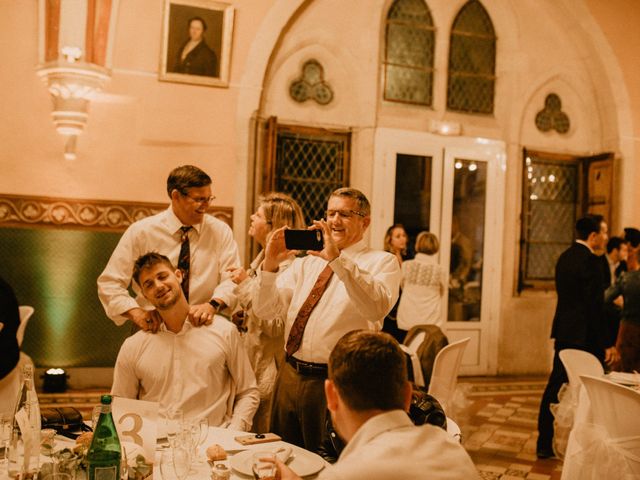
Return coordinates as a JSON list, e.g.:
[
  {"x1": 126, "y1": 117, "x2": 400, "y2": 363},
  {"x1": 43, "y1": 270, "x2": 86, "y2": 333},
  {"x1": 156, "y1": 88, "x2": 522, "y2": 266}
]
[{"x1": 284, "y1": 229, "x2": 324, "y2": 251}]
